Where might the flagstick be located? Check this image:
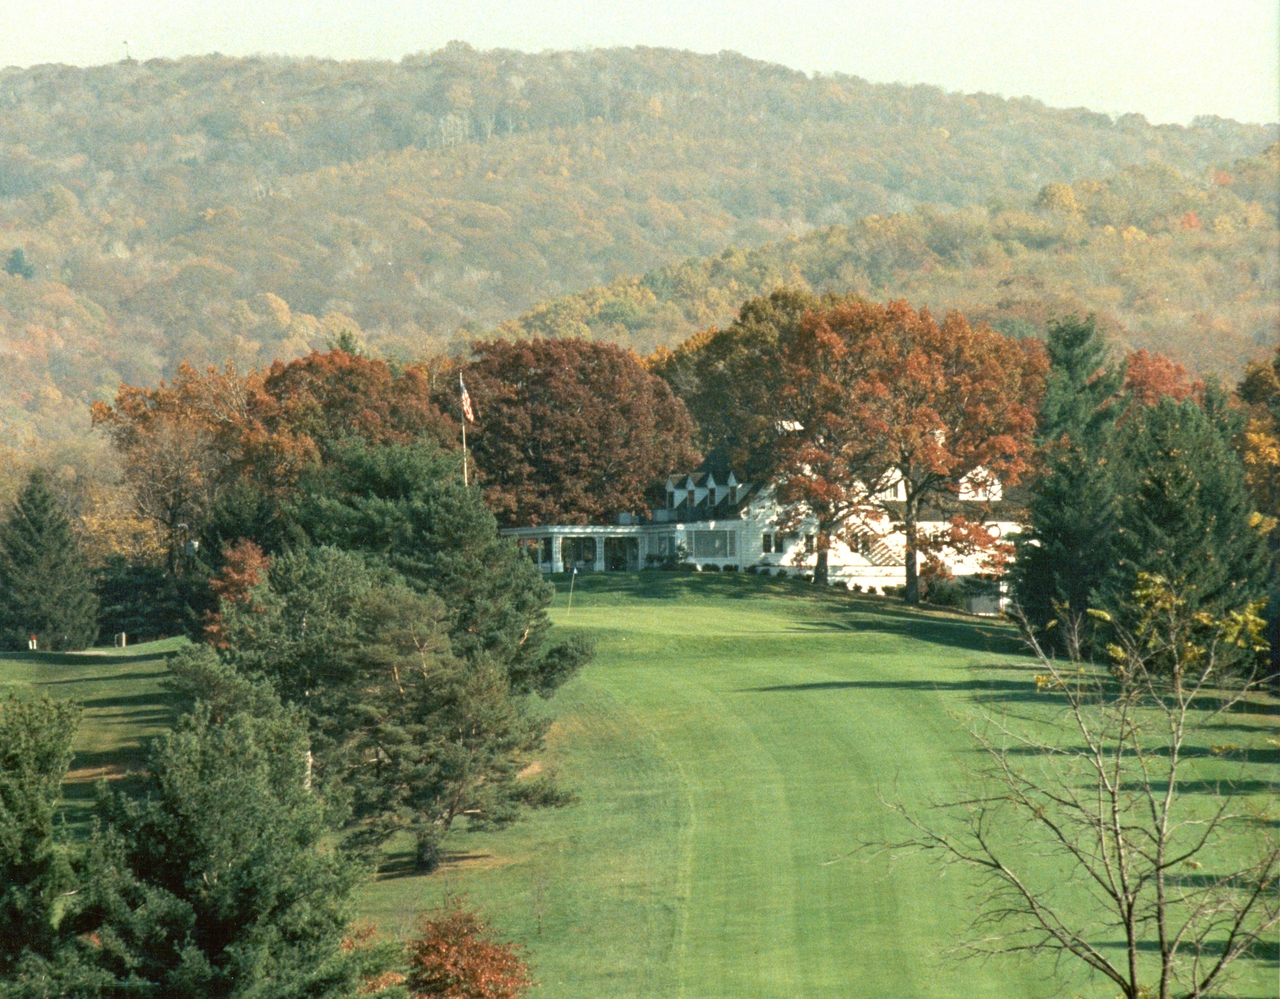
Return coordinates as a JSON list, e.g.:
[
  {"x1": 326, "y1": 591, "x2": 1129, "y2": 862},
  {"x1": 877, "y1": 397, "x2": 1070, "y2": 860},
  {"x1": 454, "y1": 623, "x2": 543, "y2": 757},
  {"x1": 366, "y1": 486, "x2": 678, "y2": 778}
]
[{"x1": 567, "y1": 567, "x2": 577, "y2": 613}]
